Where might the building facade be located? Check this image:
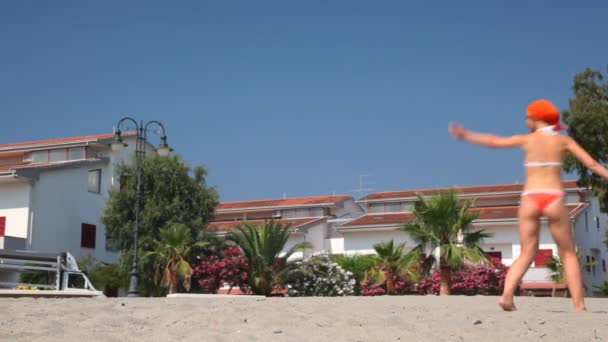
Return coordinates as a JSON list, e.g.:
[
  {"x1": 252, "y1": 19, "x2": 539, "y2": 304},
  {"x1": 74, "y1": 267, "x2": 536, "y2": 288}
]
[
  {"x1": 0, "y1": 132, "x2": 149, "y2": 265},
  {"x1": 207, "y1": 195, "x2": 365, "y2": 259},
  {"x1": 337, "y1": 181, "x2": 607, "y2": 290}
]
